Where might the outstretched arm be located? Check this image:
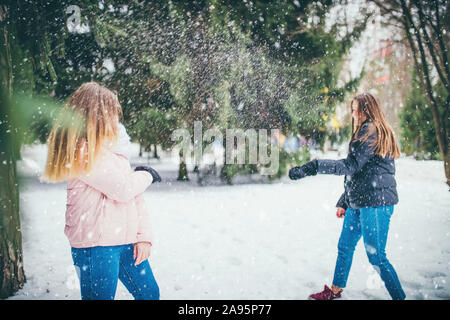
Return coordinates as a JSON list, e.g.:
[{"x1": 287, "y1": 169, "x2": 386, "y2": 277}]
[
  {"x1": 317, "y1": 127, "x2": 376, "y2": 176},
  {"x1": 289, "y1": 122, "x2": 376, "y2": 180}
]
